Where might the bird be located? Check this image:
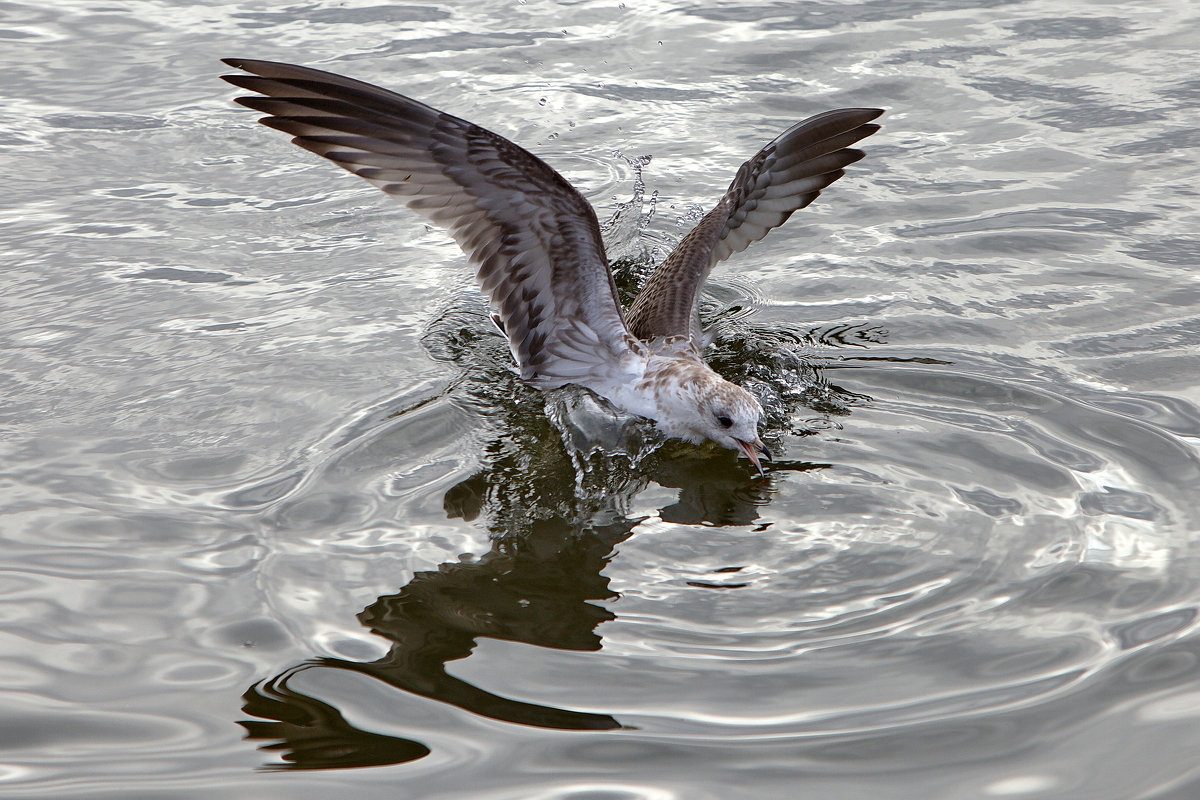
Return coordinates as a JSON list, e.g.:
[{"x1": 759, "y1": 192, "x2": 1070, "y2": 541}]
[{"x1": 220, "y1": 59, "x2": 882, "y2": 476}]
